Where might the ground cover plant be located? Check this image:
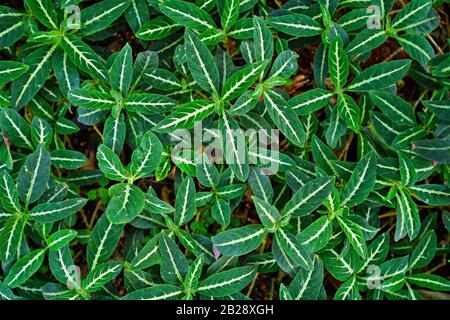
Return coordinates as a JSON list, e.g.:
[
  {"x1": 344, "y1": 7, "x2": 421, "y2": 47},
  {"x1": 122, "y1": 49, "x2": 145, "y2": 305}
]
[{"x1": 0, "y1": 0, "x2": 449, "y2": 301}]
